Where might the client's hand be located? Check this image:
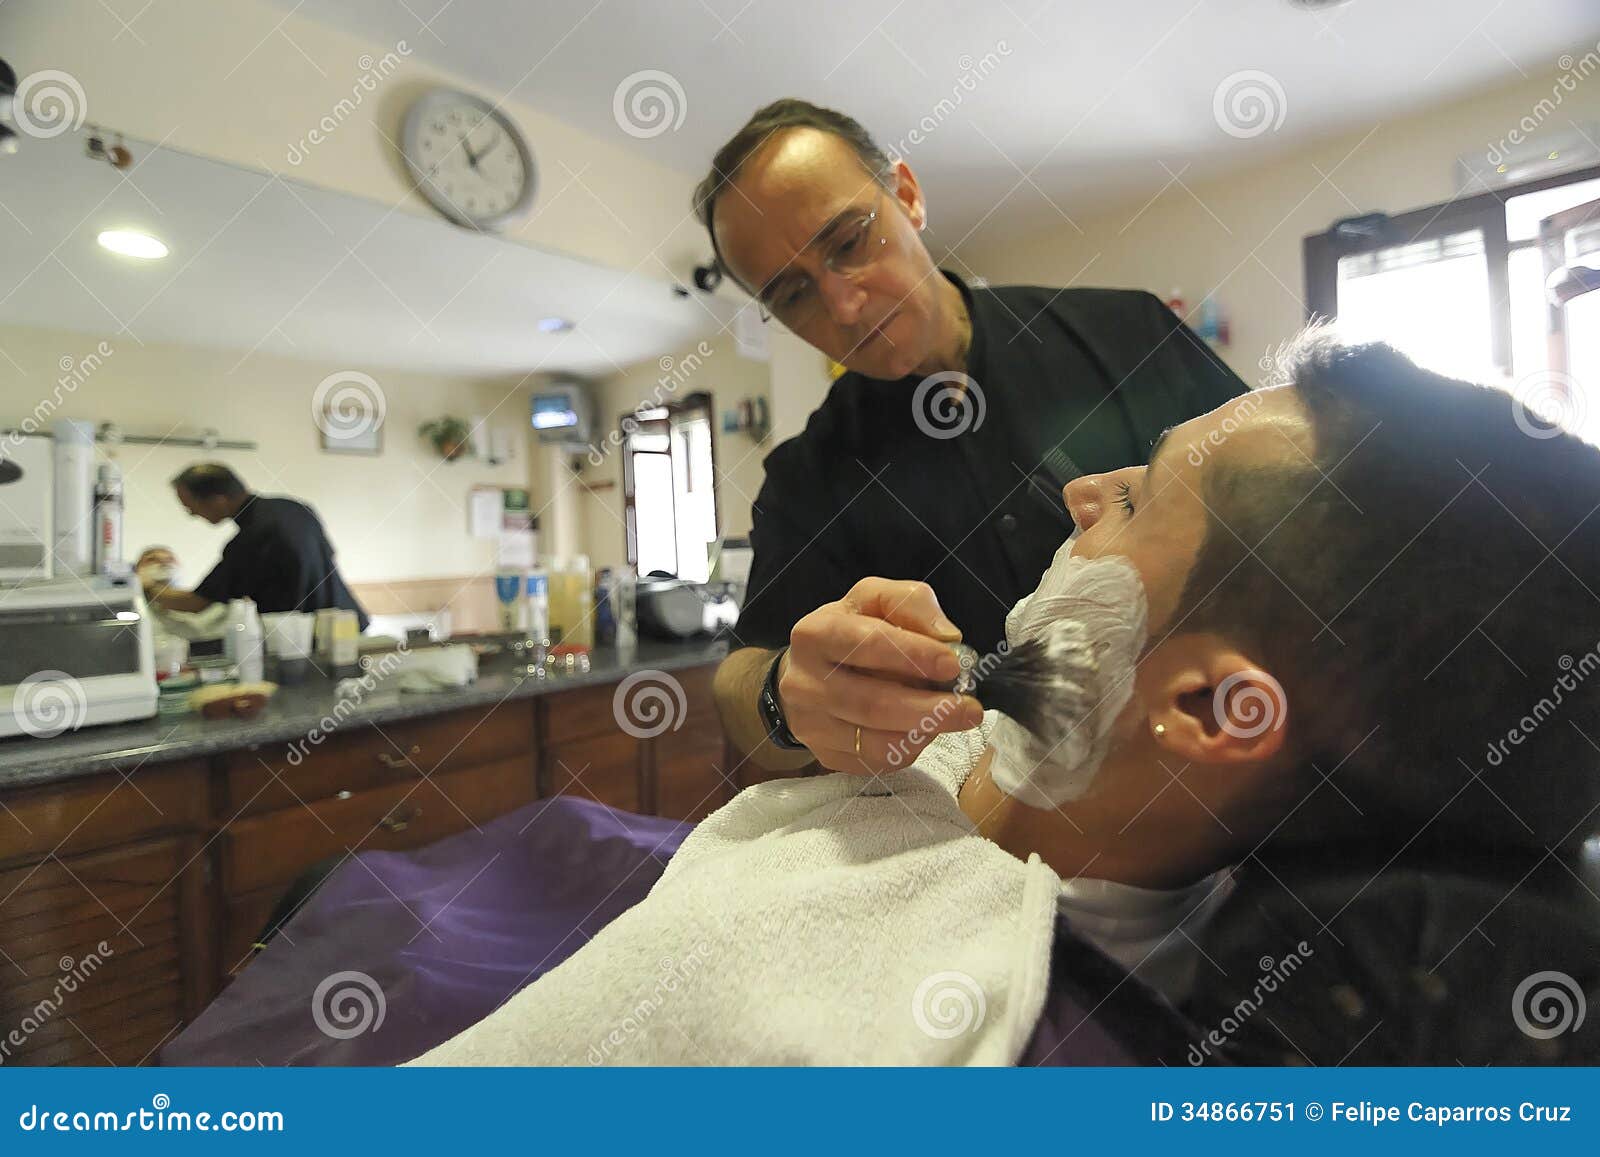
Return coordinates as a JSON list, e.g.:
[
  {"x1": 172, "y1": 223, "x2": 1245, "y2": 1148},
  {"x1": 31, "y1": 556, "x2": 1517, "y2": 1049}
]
[{"x1": 778, "y1": 577, "x2": 984, "y2": 774}]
